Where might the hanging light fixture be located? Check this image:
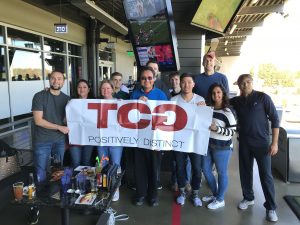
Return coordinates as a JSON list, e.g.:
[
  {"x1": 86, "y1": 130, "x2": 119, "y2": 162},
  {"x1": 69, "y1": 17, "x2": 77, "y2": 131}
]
[
  {"x1": 229, "y1": 24, "x2": 237, "y2": 34},
  {"x1": 54, "y1": 0, "x2": 68, "y2": 33}
]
